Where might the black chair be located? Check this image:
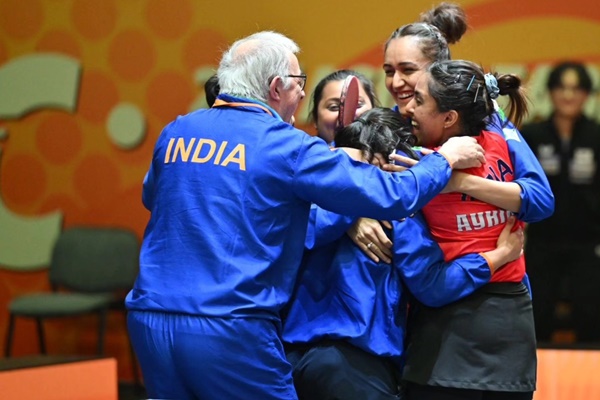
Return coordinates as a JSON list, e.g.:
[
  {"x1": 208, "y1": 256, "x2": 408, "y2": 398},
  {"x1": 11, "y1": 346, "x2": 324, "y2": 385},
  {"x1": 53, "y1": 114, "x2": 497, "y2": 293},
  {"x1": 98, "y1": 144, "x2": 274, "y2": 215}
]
[{"x1": 4, "y1": 226, "x2": 141, "y2": 386}]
